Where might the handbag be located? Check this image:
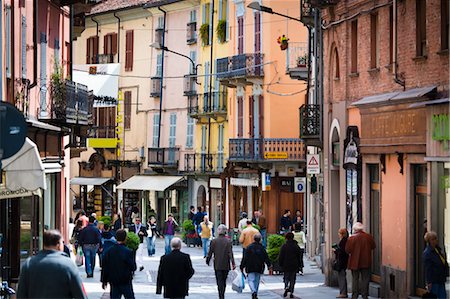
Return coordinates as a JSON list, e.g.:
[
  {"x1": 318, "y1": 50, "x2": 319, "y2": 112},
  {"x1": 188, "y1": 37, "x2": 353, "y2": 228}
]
[
  {"x1": 231, "y1": 270, "x2": 245, "y2": 293},
  {"x1": 332, "y1": 259, "x2": 340, "y2": 271},
  {"x1": 75, "y1": 247, "x2": 84, "y2": 267}
]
